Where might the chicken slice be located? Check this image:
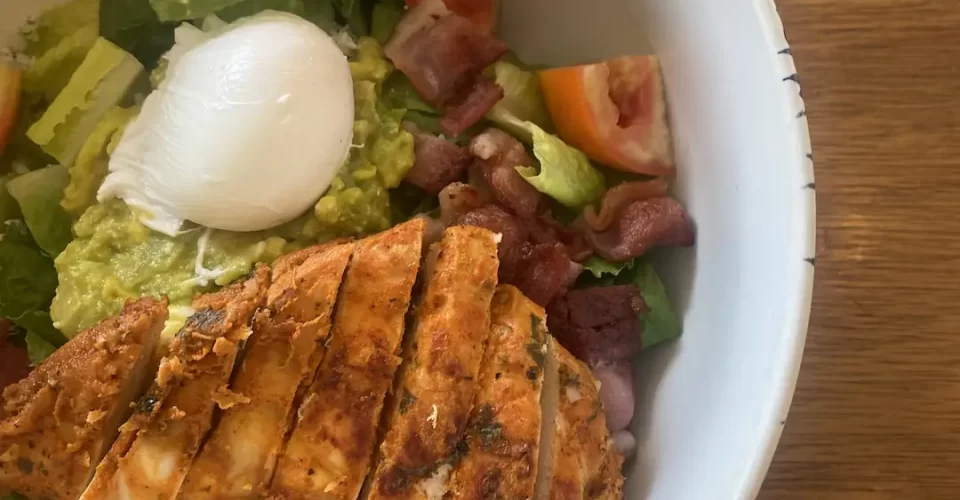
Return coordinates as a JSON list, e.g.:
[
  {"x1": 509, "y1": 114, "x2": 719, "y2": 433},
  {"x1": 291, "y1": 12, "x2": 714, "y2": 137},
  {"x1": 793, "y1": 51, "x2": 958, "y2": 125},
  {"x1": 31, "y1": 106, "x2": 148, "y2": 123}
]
[
  {"x1": 81, "y1": 267, "x2": 270, "y2": 500},
  {"x1": 0, "y1": 298, "x2": 167, "y2": 500},
  {"x1": 180, "y1": 243, "x2": 356, "y2": 499},
  {"x1": 366, "y1": 226, "x2": 499, "y2": 500},
  {"x1": 445, "y1": 285, "x2": 548, "y2": 500},
  {"x1": 534, "y1": 340, "x2": 624, "y2": 500},
  {"x1": 269, "y1": 219, "x2": 425, "y2": 500}
]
